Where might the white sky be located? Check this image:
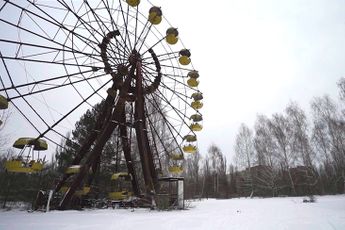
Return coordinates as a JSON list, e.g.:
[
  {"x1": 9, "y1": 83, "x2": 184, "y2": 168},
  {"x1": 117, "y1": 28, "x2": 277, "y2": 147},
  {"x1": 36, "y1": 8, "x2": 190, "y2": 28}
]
[
  {"x1": 153, "y1": 0, "x2": 345, "y2": 160},
  {"x1": 2, "y1": 0, "x2": 345, "y2": 163}
]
